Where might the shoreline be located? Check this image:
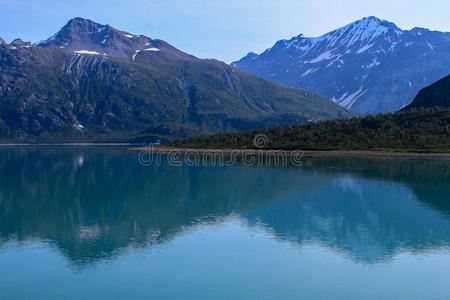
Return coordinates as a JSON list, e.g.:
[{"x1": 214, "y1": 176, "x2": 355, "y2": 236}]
[
  {"x1": 126, "y1": 146, "x2": 450, "y2": 160},
  {"x1": 0, "y1": 144, "x2": 448, "y2": 159},
  {"x1": 0, "y1": 143, "x2": 138, "y2": 146}
]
